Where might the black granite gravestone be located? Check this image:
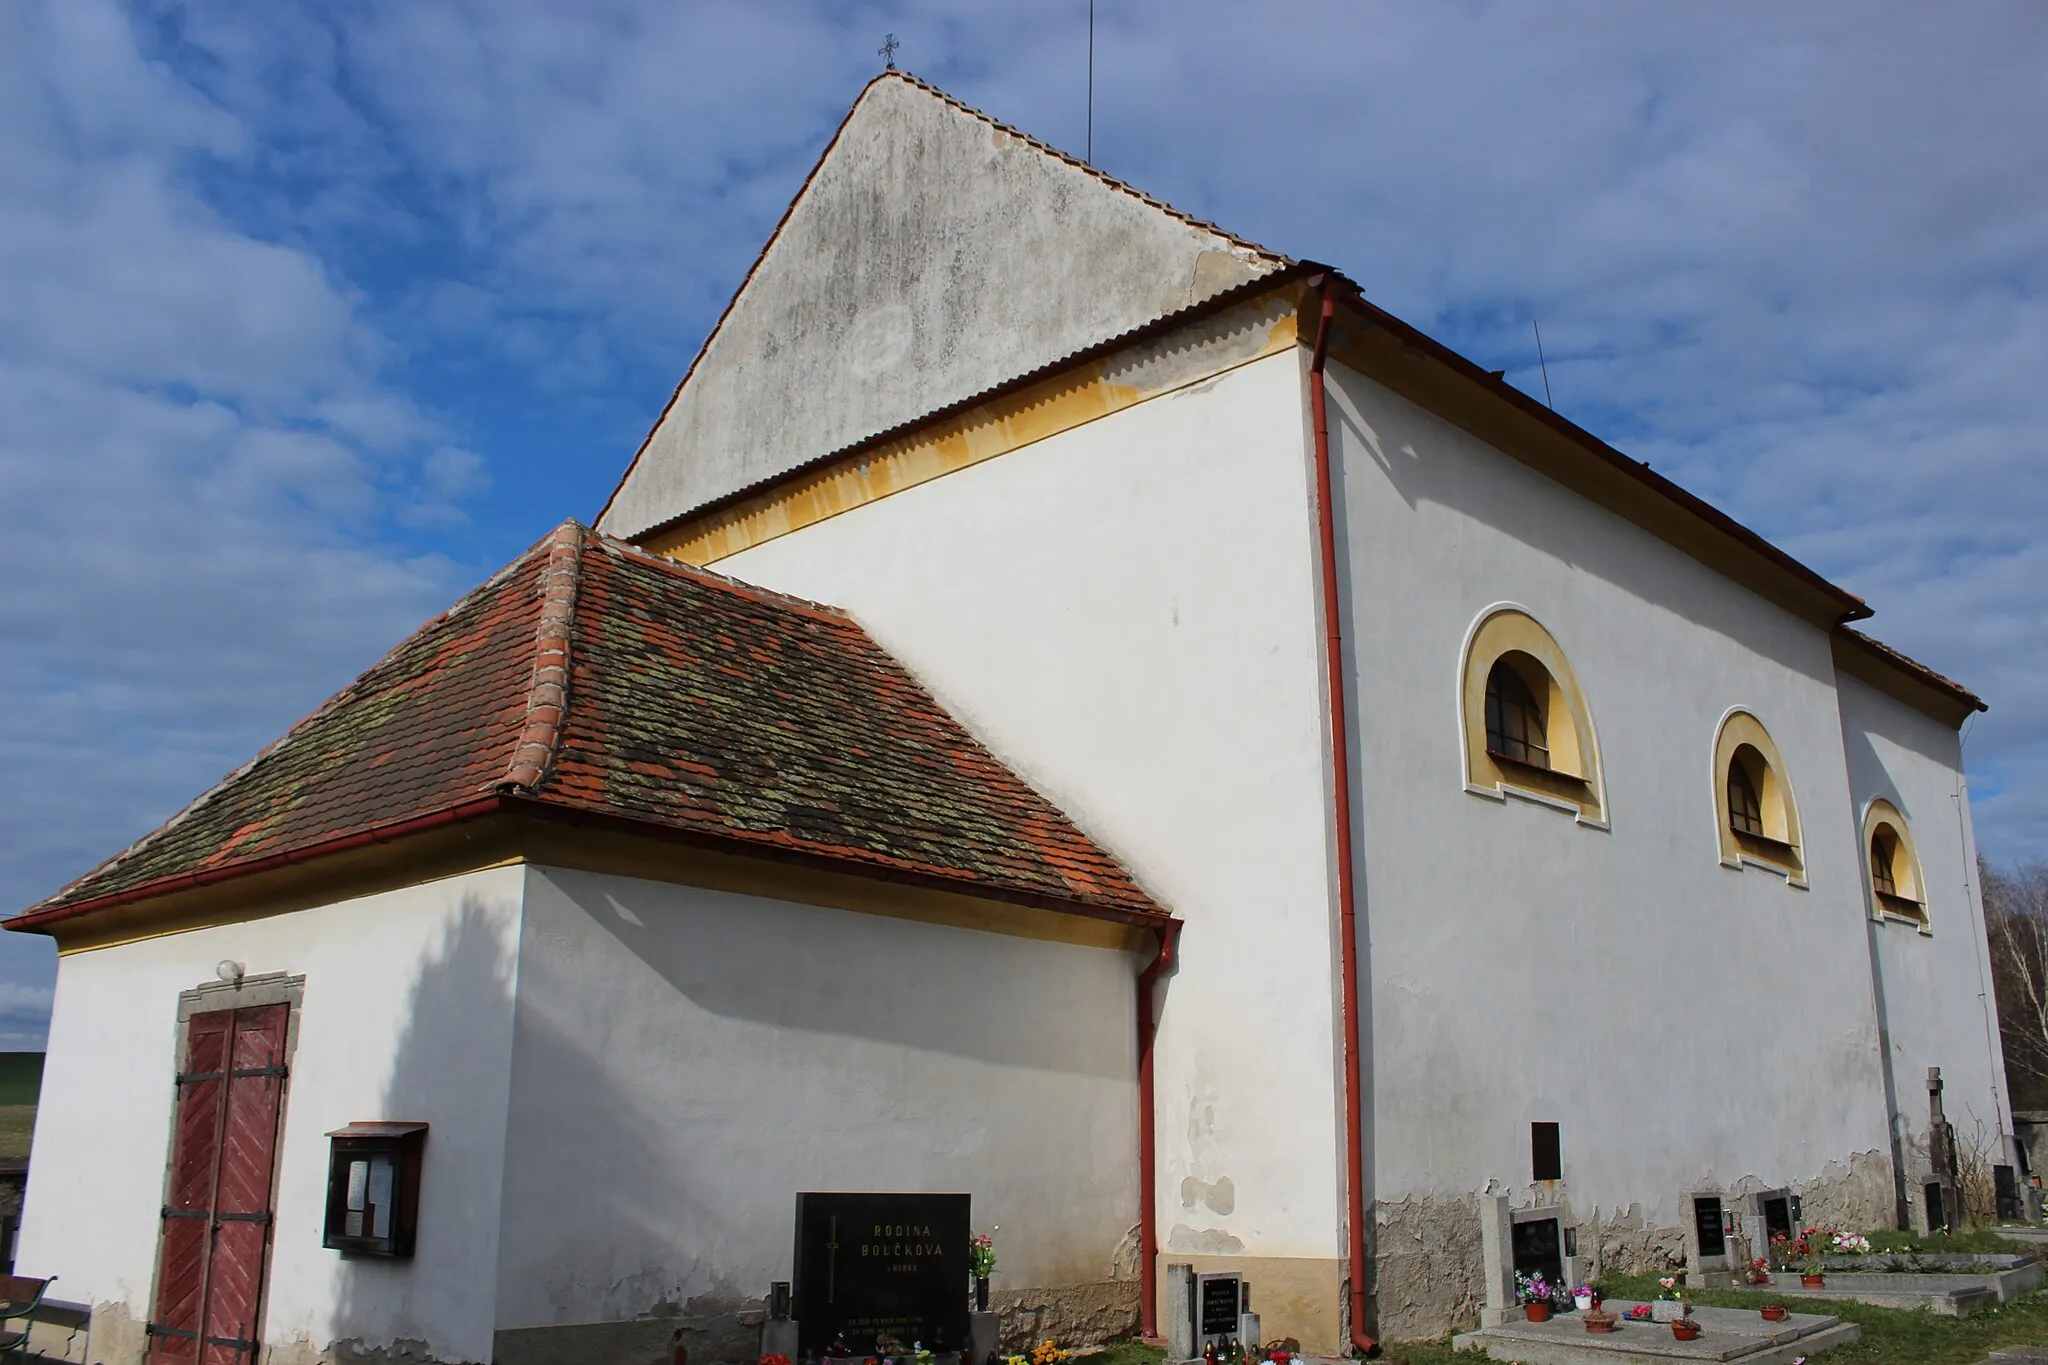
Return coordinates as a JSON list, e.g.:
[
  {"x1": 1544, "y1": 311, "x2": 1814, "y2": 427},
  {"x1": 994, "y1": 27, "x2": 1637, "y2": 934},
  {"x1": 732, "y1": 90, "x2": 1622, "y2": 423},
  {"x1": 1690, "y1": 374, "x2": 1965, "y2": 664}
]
[
  {"x1": 1693, "y1": 1197, "x2": 1726, "y2": 1260},
  {"x1": 1510, "y1": 1216, "x2": 1564, "y2": 1290},
  {"x1": 1761, "y1": 1195, "x2": 1792, "y2": 1244},
  {"x1": 1997, "y1": 1164, "x2": 2022, "y2": 1221},
  {"x1": 794, "y1": 1192, "x2": 971, "y2": 1358}
]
